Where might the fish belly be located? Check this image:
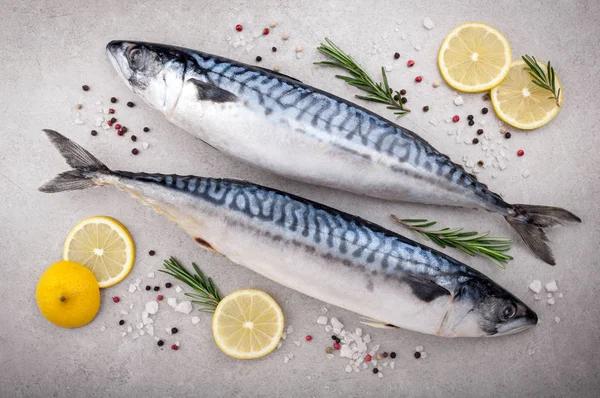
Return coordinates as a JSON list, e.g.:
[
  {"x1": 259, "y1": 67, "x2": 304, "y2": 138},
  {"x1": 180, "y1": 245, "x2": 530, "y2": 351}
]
[{"x1": 168, "y1": 85, "x2": 489, "y2": 210}]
